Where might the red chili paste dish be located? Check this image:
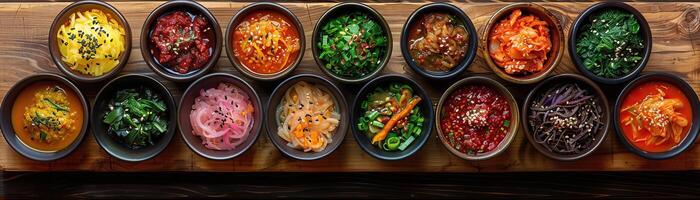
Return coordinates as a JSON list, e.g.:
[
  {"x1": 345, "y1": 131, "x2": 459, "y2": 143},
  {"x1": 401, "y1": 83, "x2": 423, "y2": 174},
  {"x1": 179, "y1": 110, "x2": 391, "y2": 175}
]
[
  {"x1": 149, "y1": 10, "x2": 215, "y2": 74},
  {"x1": 440, "y1": 85, "x2": 512, "y2": 155}
]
